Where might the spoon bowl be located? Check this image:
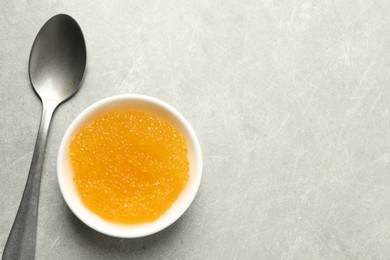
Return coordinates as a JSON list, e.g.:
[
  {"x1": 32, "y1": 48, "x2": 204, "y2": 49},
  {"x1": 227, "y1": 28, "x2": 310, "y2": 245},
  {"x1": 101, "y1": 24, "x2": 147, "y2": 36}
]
[
  {"x1": 29, "y1": 14, "x2": 86, "y2": 103},
  {"x1": 3, "y1": 14, "x2": 86, "y2": 260}
]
